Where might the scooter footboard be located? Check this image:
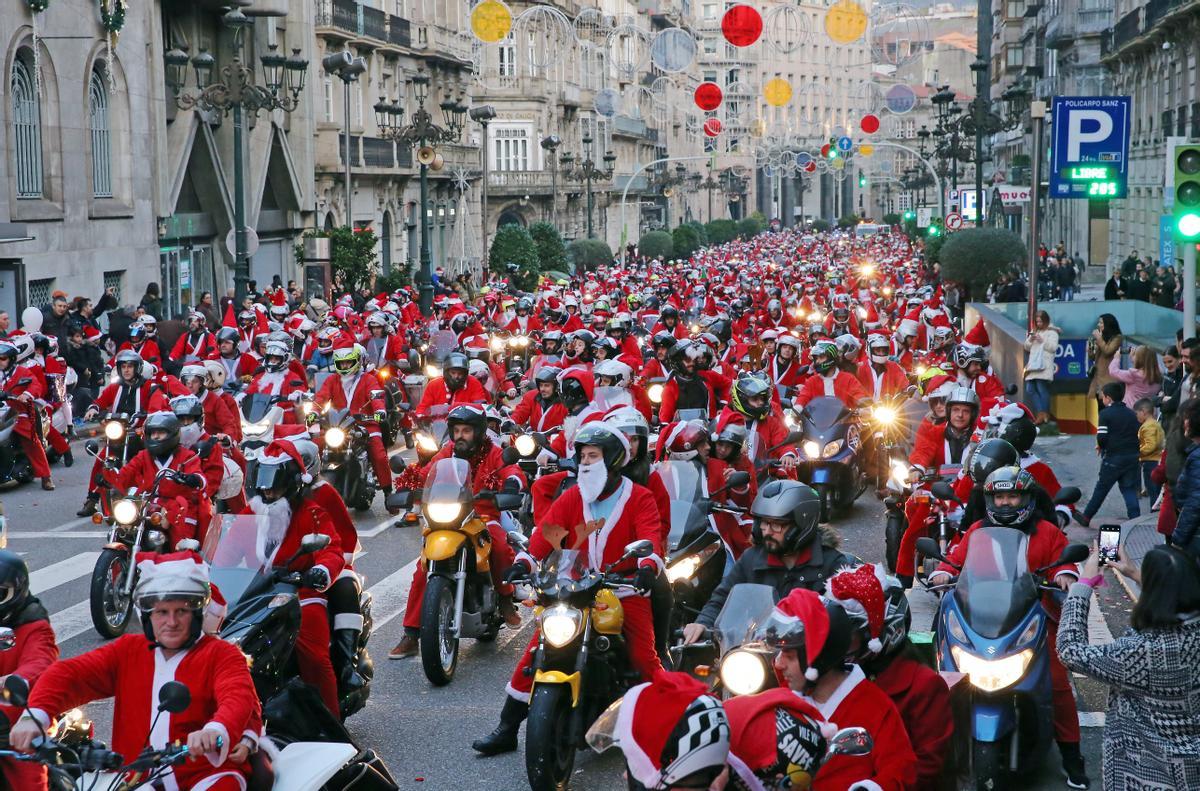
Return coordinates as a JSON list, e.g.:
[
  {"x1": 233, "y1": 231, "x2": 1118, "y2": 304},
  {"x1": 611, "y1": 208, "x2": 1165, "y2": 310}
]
[{"x1": 969, "y1": 698, "x2": 1015, "y2": 743}]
